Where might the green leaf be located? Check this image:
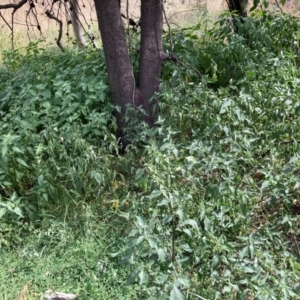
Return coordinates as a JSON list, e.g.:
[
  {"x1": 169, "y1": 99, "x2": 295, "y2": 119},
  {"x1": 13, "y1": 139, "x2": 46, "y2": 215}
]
[
  {"x1": 155, "y1": 273, "x2": 168, "y2": 285},
  {"x1": 0, "y1": 207, "x2": 6, "y2": 218},
  {"x1": 182, "y1": 219, "x2": 200, "y2": 233},
  {"x1": 42, "y1": 101, "x2": 51, "y2": 109},
  {"x1": 12, "y1": 146, "x2": 23, "y2": 154},
  {"x1": 19, "y1": 120, "x2": 35, "y2": 131},
  {"x1": 261, "y1": 180, "x2": 269, "y2": 190},
  {"x1": 138, "y1": 269, "x2": 149, "y2": 285},
  {"x1": 136, "y1": 216, "x2": 145, "y2": 228},
  {"x1": 170, "y1": 285, "x2": 185, "y2": 300},
  {"x1": 185, "y1": 156, "x2": 197, "y2": 164},
  {"x1": 134, "y1": 168, "x2": 144, "y2": 181},
  {"x1": 179, "y1": 243, "x2": 192, "y2": 253},
  {"x1": 182, "y1": 228, "x2": 192, "y2": 237},
  {"x1": 250, "y1": 0, "x2": 260, "y2": 12},
  {"x1": 13, "y1": 207, "x2": 24, "y2": 218},
  {"x1": 90, "y1": 170, "x2": 103, "y2": 185},
  {"x1": 126, "y1": 269, "x2": 138, "y2": 285},
  {"x1": 239, "y1": 246, "x2": 249, "y2": 259},
  {"x1": 173, "y1": 148, "x2": 179, "y2": 157},
  {"x1": 16, "y1": 158, "x2": 29, "y2": 168},
  {"x1": 157, "y1": 248, "x2": 167, "y2": 262},
  {"x1": 263, "y1": 0, "x2": 269, "y2": 8},
  {"x1": 149, "y1": 190, "x2": 162, "y2": 199},
  {"x1": 147, "y1": 237, "x2": 157, "y2": 249},
  {"x1": 175, "y1": 276, "x2": 190, "y2": 287},
  {"x1": 135, "y1": 236, "x2": 144, "y2": 245},
  {"x1": 243, "y1": 266, "x2": 255, "y2": 273},
  {"x1": 38, "y1": 174, "x2": 44, "y2": 186},
  {"x1": 42, "y1": 90, "x2": 52, "y2": 99}
]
